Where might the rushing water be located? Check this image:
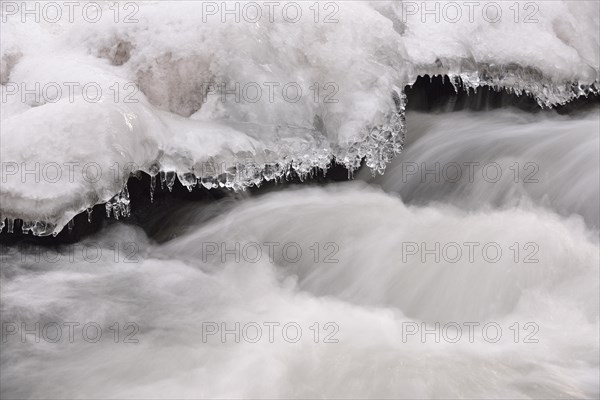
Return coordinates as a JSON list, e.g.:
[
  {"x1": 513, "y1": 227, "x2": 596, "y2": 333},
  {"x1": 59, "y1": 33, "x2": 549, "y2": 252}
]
[
  {"x1": 1, "y1": 109, "x2": 599, "y2": 399},
  {"x1": 365, "y1": 109, "x2": 600, "y2": 228}
]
